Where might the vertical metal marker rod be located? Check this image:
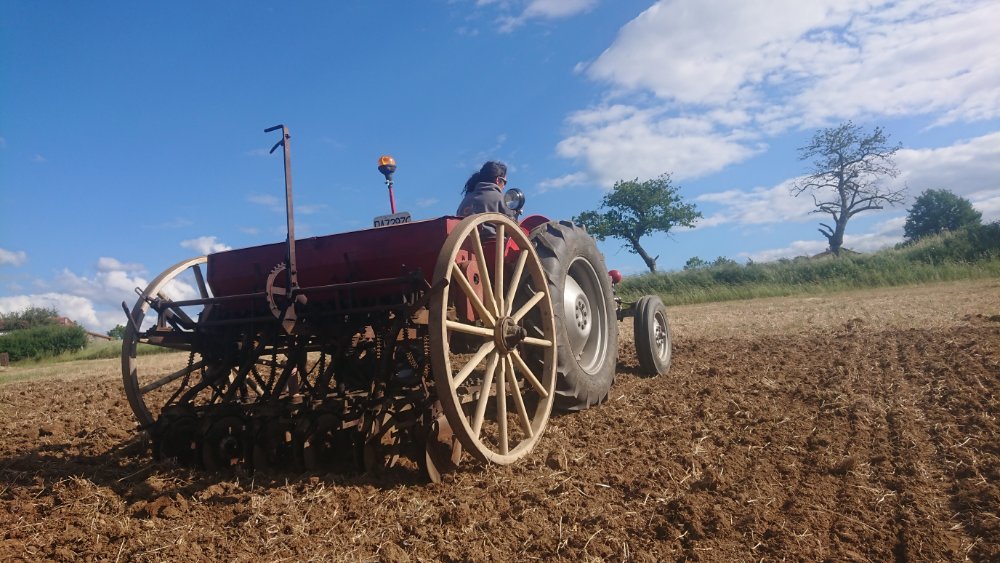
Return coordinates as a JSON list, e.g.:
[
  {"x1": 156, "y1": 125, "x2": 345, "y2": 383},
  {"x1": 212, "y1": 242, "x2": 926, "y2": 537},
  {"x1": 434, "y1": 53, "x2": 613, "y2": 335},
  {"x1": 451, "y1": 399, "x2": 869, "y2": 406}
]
[{"x1": 265, "y1": 124, "x2": 299, "y2": 293}]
